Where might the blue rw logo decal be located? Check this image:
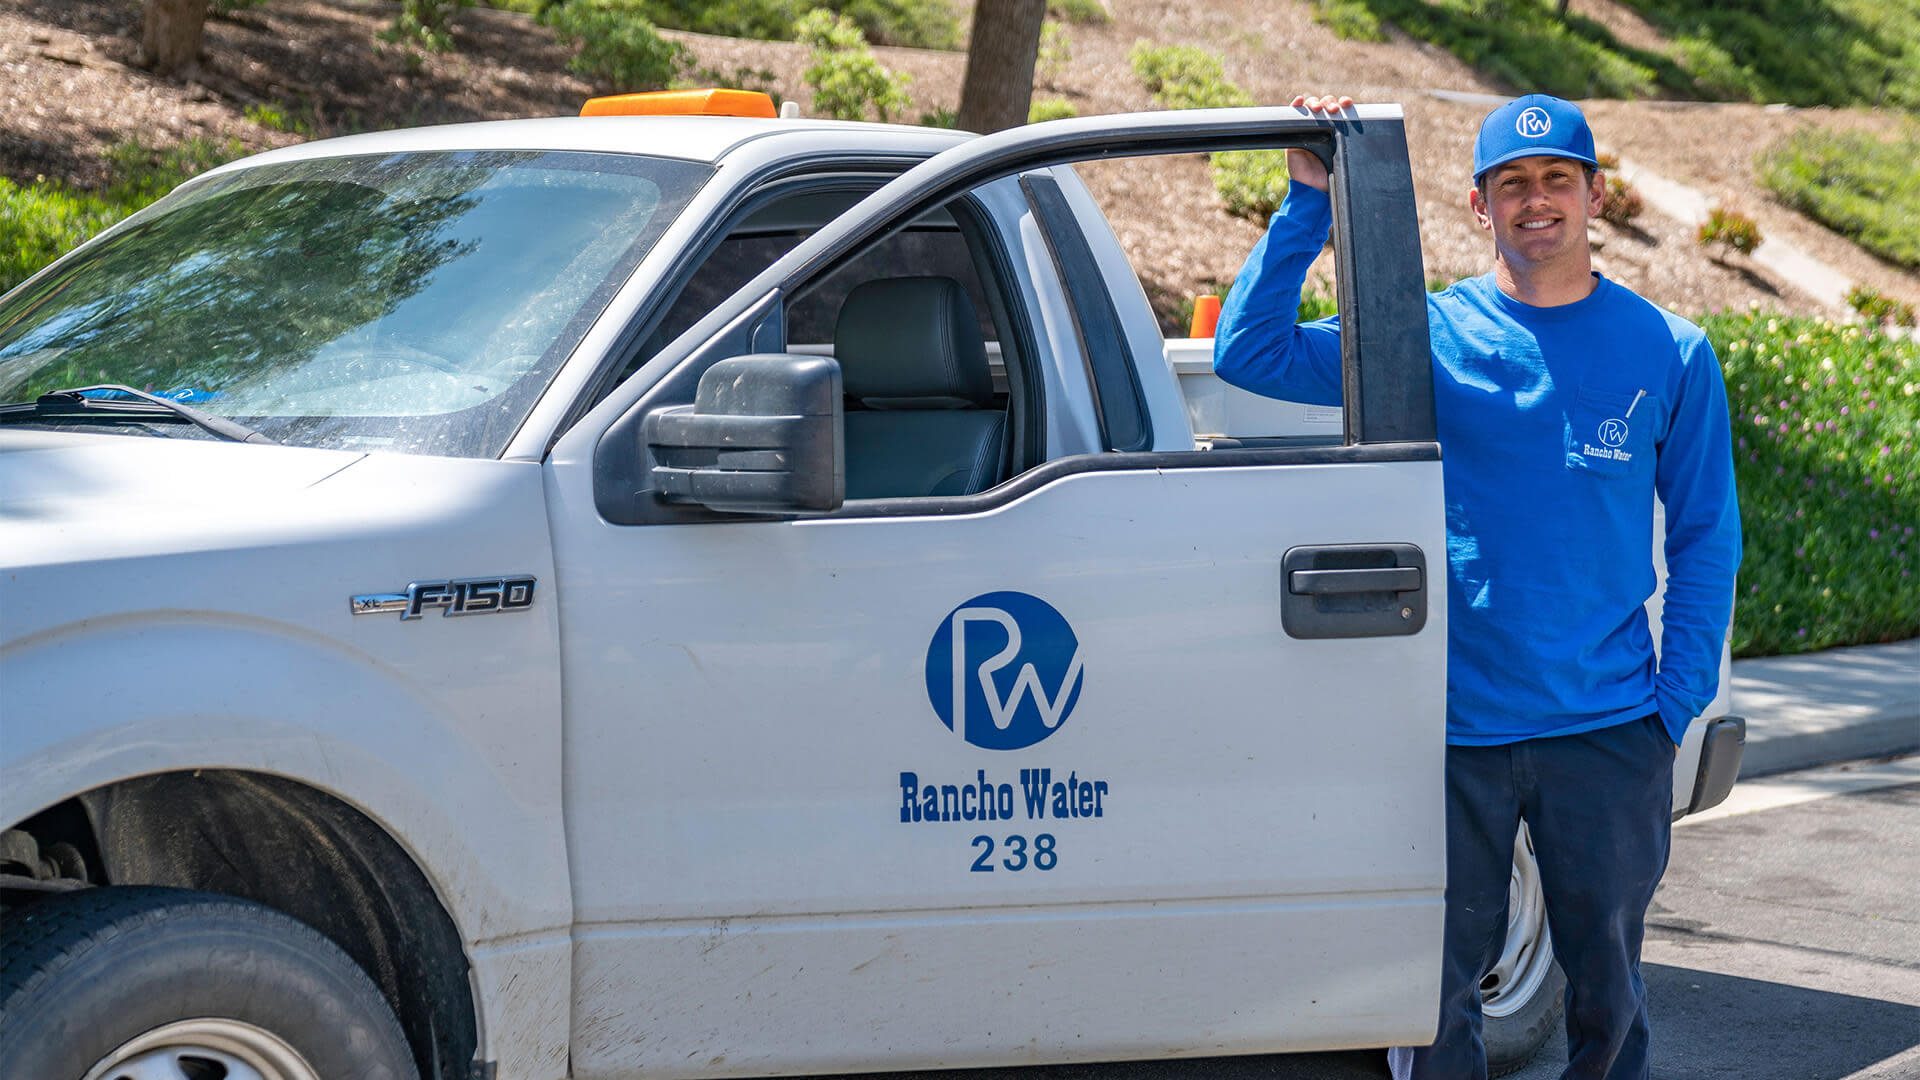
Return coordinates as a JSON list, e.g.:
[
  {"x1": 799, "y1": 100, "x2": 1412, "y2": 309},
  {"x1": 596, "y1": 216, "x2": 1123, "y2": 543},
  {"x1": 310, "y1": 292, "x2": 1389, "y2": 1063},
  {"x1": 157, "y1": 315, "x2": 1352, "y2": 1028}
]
[{"x1": 924, "y1": 591, "x2": 1084, "y2": 750}]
